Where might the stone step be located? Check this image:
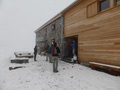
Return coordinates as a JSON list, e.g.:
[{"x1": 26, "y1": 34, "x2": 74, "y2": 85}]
[
  {"x1": 61, "y1": 58, "x2": 78, "y2": 64},
  {"x1": 11, "y1": 59, "x2": 29, "y2": 64}
]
